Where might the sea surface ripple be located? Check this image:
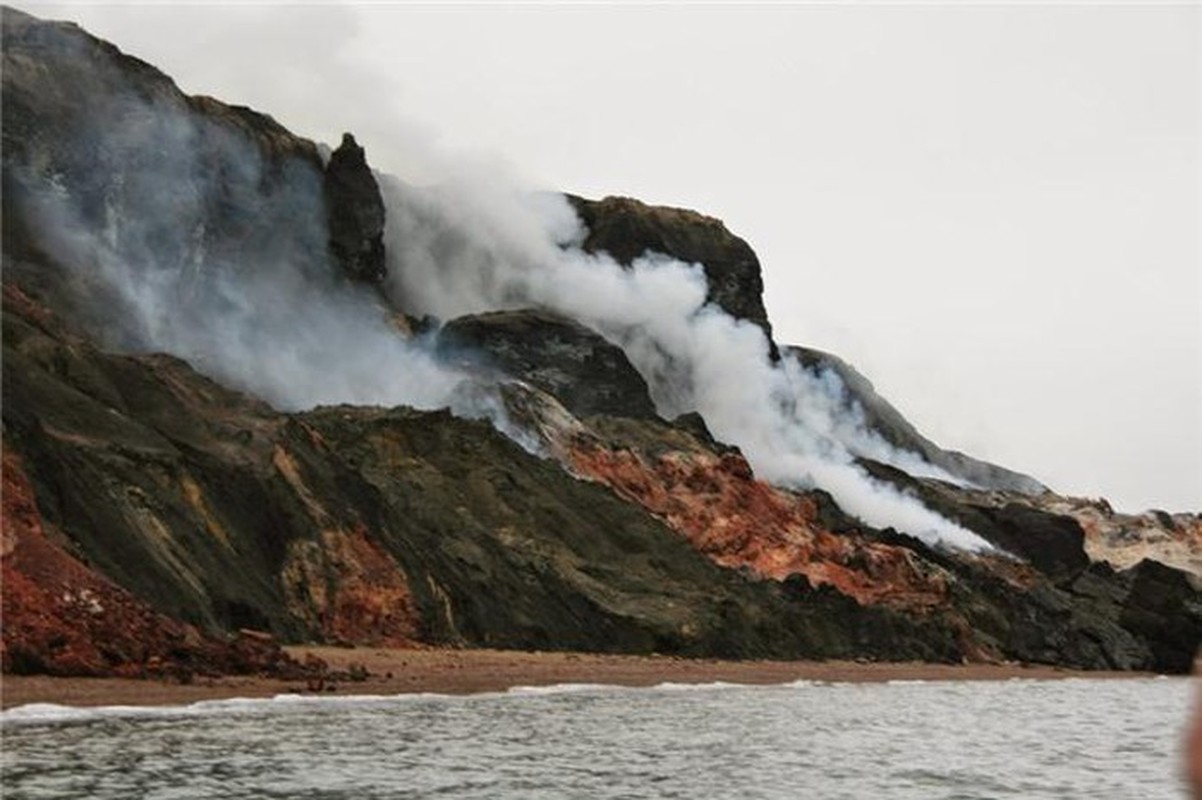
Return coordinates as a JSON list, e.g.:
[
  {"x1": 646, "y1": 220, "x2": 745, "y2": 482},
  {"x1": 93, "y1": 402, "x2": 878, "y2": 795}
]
[{"x1": 1, "y1": 677, "x2": 1191, "y2": 799}]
